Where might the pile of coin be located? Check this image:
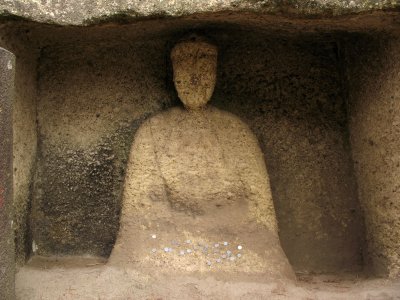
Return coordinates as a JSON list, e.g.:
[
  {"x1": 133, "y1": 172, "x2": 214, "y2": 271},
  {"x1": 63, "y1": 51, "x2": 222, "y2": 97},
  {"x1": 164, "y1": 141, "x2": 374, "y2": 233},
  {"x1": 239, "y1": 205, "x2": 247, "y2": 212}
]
[{"x1": 149, "y1": 234, "x2": 244, "y2": 267}]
